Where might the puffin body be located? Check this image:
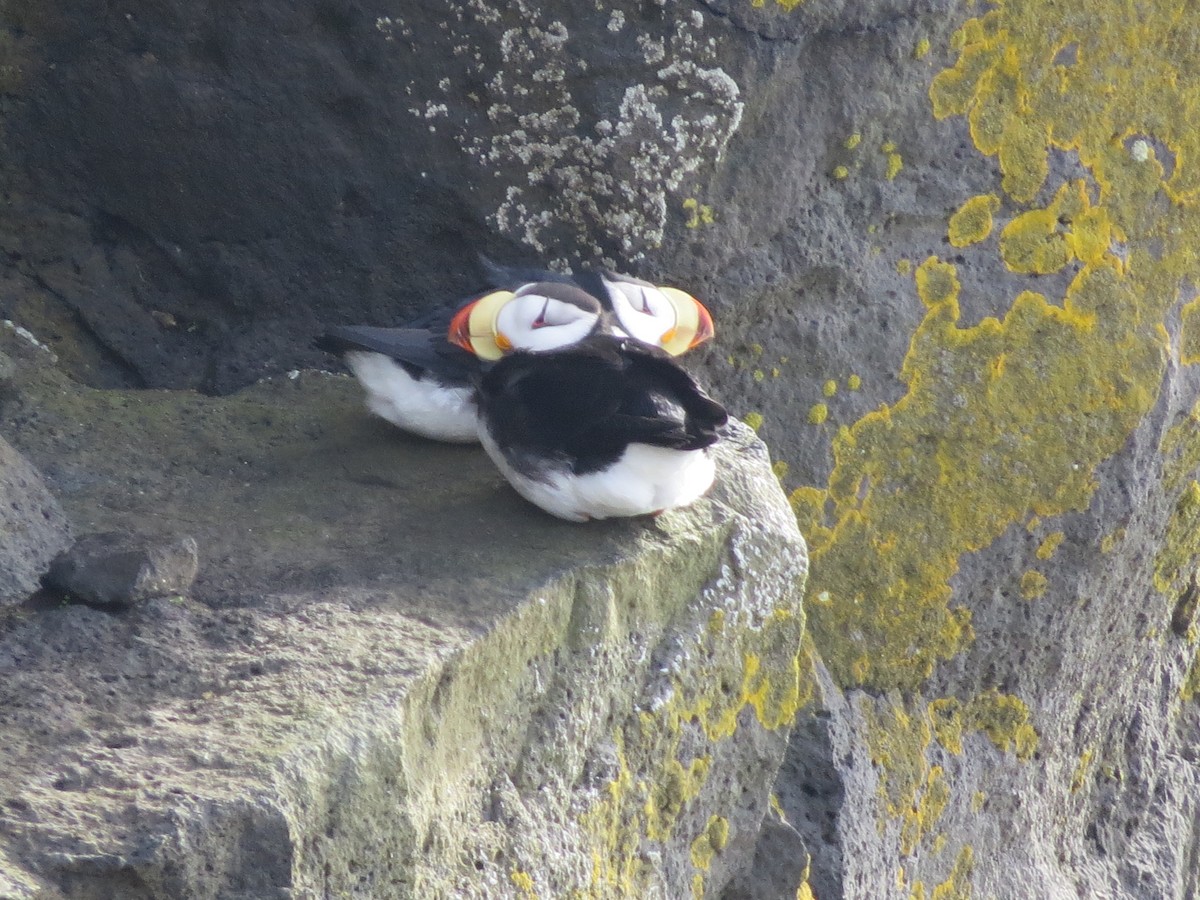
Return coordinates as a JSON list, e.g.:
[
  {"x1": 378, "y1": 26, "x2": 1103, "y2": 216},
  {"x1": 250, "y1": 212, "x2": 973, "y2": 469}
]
[
  {"x1": 318, "y1": 269, "x2": 715, "y2": 444},
  {"x1": 471, "y1": 336, "x2": 728, "y2": 521},
  {"x1": 315, "y1": 326, "x2": 481, "y2": 442}
]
